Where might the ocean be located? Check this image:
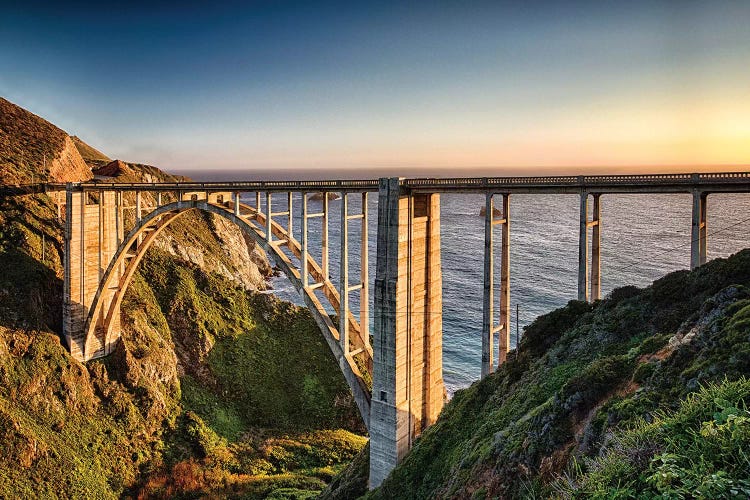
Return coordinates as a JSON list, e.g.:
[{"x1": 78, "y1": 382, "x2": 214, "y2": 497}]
[{"x1": 177, "y1": 170, "x2": 750, "y2": 393}]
